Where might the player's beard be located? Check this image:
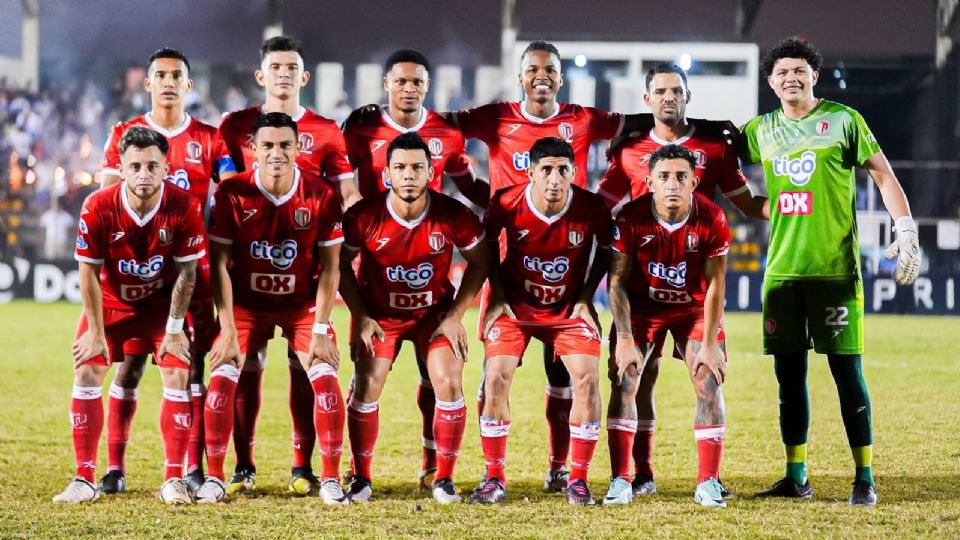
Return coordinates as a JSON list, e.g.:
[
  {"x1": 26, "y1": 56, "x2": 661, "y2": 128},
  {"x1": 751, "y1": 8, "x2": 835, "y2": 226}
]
[{"x1": 394, "y1": 184, "x2": 427, "y2": 203}]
